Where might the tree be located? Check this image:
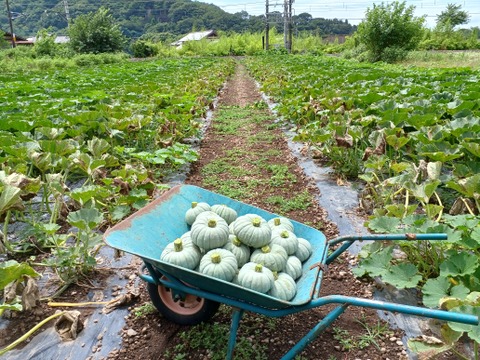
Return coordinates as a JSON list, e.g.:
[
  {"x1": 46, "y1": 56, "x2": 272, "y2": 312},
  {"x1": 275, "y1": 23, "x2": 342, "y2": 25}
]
[
  {"x1": 357, "y1": 1, "x2": 425, "y2": 63},
  {"x1": 437, "y1": 4, "x2": 470, "y2": 27},
  {"x1": 68, "y1": 7, "x2": 126, "y2": 54}
]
